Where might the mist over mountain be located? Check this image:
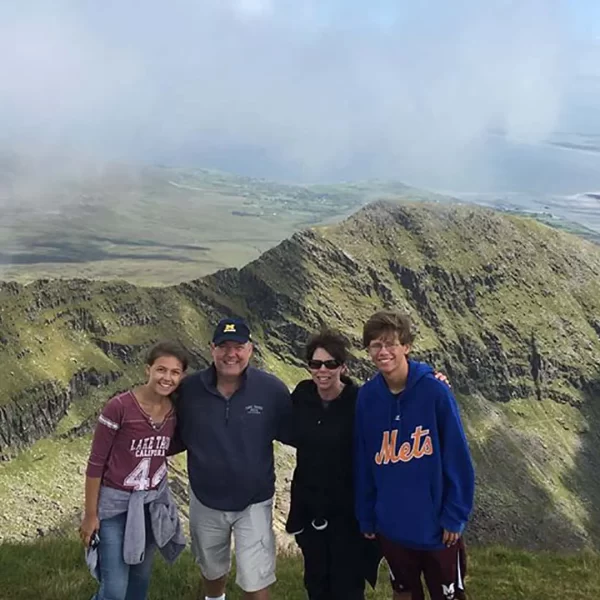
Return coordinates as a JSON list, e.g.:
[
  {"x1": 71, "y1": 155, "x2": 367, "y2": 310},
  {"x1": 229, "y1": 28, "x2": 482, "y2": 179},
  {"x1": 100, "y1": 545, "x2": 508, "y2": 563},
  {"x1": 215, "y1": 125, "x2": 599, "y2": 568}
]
[{"x1": 2, "y1": 1, "x2": 600, "y2": 192}]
